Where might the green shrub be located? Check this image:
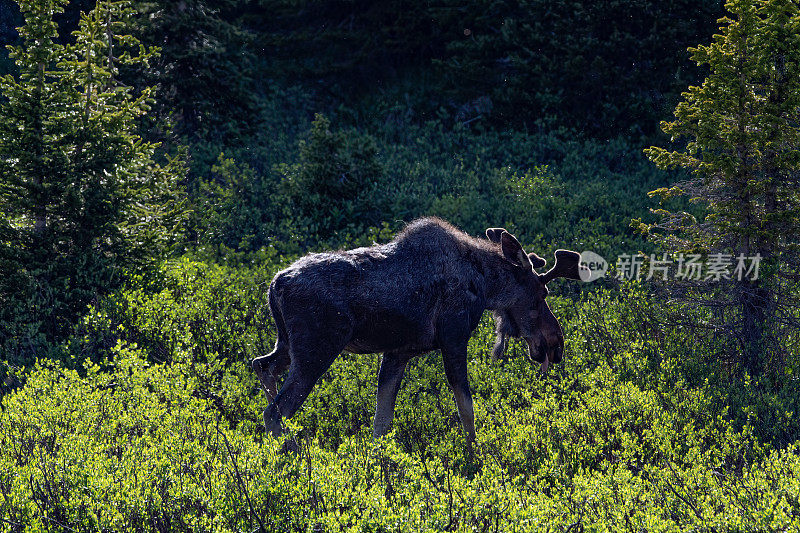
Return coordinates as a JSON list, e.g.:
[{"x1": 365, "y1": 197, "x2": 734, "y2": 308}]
[
  {"x1": 278, "y1": 114, "x2": 386, "y2": 246},
  {"x1": 4, "y1": 241, "x2": 797, "y2": 531},
  {"x1": 192, "y1": 155, "x2": 292, "y2": 256},
  {"x1": 65, "y1": 256, "x2": 286, "y2": 429},
  {"x1": 3, "y1": 296, "x2": 800, "y2": 531},
  {"x1": 188, "y1": 112, "x2": 671, "y2": 260}
]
